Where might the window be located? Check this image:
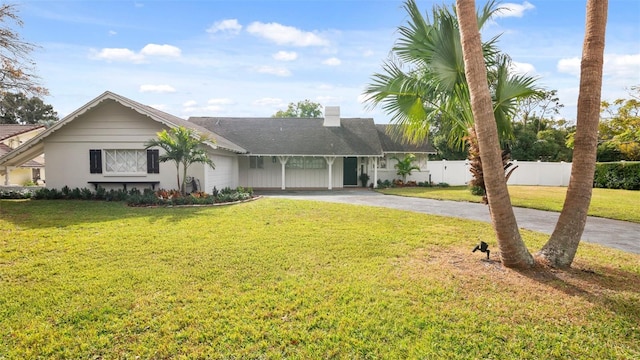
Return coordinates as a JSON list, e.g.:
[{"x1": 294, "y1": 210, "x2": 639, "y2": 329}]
[
  {"x1": 249, "y1": 156, "x2": 264, "y2": 169},
  {"x1": 377, "y1": 156, "x2": 387, "y2": 169},
  {"x1": 285, "y1": 156, "x2": 326, "y2": 169},
  {"x1": 104, "y1": 149, "x2": 147, "y2": 174},
  {"x1": 286, "y1": 157, "x2": 304, "y2": 169},
  {"x1": 89, "y1": 149, "x2": 102, "y2": 173},
  {"x1": 304, "y1": 157, "x2": 326, "y2": 169}
]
